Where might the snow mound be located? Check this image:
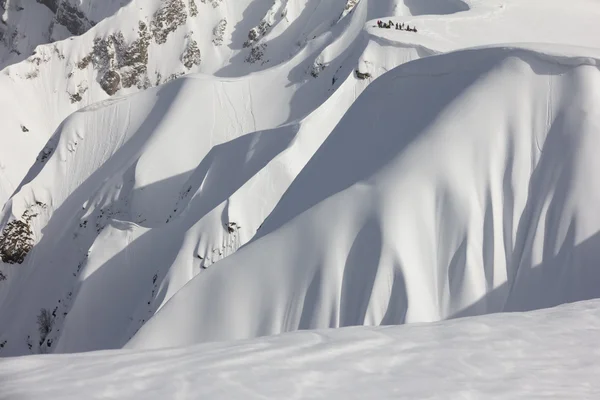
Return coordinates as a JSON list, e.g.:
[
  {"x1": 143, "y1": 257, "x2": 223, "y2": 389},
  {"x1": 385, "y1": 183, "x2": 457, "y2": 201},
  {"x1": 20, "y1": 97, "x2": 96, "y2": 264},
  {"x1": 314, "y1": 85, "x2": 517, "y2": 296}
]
[
  {"x1": 2, "y1": 299, "x2": 600, "y2": 399},
  {"x1": 128, "y1": 45, "x2": 600, "y2": 350}
]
